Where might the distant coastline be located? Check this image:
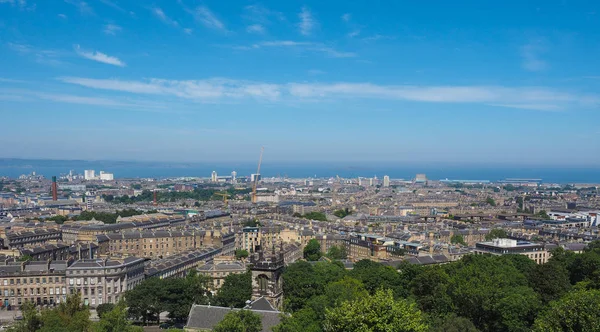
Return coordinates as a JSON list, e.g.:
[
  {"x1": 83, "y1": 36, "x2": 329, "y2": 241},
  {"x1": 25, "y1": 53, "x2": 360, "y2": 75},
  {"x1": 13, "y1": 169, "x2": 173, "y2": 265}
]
[{"x1": 0, "y1": 158, "x2": 598, "y2": 184}]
